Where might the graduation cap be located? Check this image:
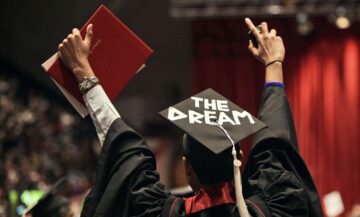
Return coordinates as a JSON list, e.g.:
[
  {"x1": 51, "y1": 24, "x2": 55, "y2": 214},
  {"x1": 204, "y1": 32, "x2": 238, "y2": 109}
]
[
  {"x1": 23, "y1": 177, "x2": 70, "y2": 217},
  {"x1": 159, "y1": 88, "x2": 266, "y2": 184},
  {"x1": 160, "y1": 88, "x2": 265, "y2": 217}
]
